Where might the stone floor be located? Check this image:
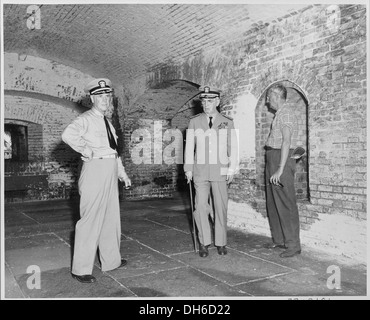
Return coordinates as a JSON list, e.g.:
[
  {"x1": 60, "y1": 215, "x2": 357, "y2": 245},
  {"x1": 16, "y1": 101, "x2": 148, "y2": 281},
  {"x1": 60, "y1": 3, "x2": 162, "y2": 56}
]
[{"x1": 3, "y1": 192, "x2": 367, "y2": 300}]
